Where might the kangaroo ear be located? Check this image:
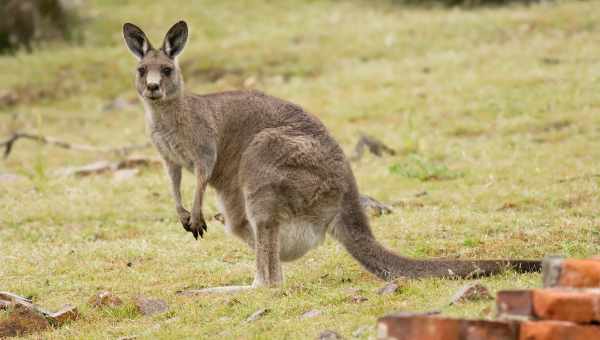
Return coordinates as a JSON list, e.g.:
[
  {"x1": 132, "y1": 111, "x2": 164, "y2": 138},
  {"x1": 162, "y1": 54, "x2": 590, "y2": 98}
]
[
  {"x1": 162, "y1": 21, "x2": 188, "y2": 59},
  {"x1": 123, "y1": 23, "x2": 152, "y2": 59}
]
